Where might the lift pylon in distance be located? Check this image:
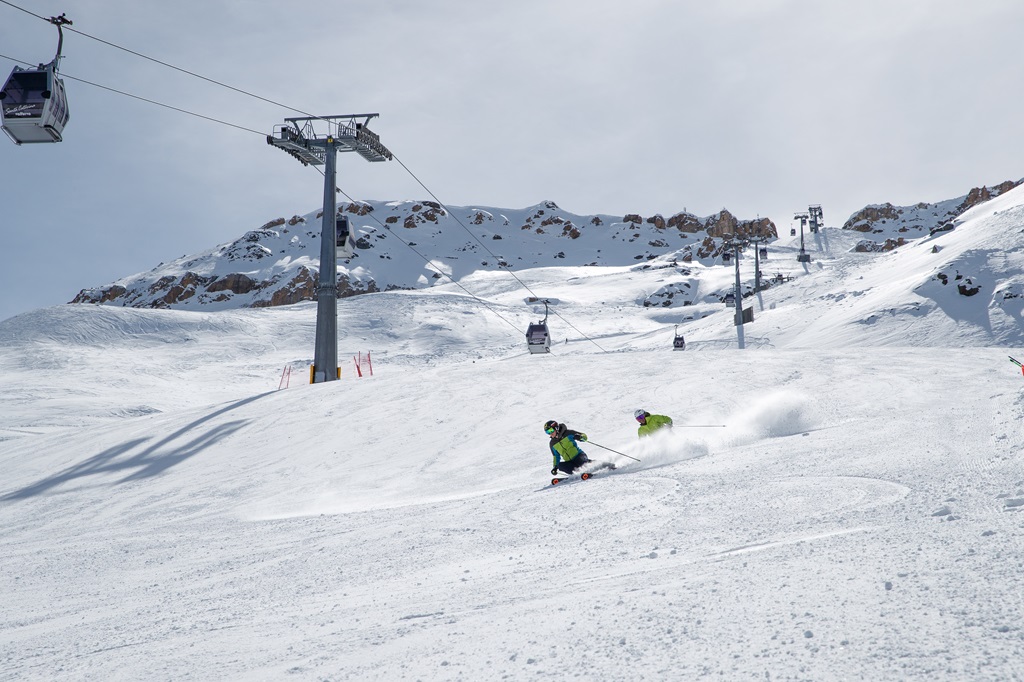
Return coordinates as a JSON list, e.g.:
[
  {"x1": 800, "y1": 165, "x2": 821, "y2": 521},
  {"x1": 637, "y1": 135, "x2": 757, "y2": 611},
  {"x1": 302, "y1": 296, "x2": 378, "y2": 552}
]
[{"x1": 0, "y1": 14, "x2": 72, "y2": 145}]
